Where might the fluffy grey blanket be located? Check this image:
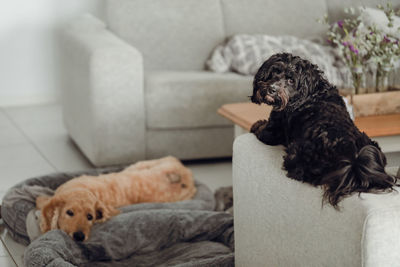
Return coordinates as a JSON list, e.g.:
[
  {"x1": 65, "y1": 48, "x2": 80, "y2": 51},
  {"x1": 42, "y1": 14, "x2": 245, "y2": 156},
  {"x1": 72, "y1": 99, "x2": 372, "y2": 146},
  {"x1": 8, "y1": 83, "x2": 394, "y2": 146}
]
[{"x1": 1, "y1": 169, "x2": 234, "y2": 267}]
